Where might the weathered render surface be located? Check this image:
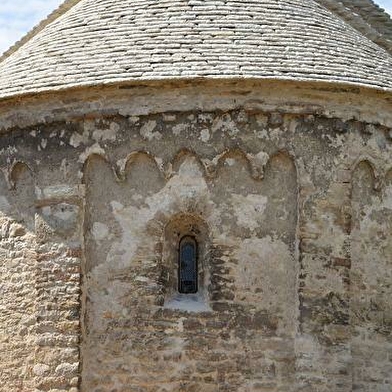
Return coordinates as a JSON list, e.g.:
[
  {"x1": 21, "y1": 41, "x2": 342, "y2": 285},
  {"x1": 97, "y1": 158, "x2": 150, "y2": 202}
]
[
  {"x1": 0, "y1": 0, "x2": 392, "y2": 391},
  {"x1": 0, "y1": 80, "x2": 391, "y2": 392}
]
